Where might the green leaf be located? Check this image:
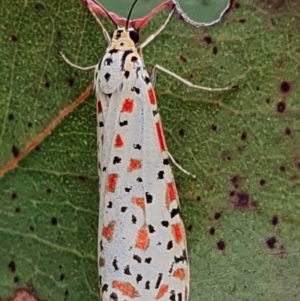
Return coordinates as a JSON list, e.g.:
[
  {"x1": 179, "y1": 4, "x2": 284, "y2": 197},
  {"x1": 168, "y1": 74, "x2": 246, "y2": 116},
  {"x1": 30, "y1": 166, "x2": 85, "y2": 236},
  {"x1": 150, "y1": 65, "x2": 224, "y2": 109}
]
[{"x1": 1, "y1": 1, "x2": 300, "y2": 300}]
